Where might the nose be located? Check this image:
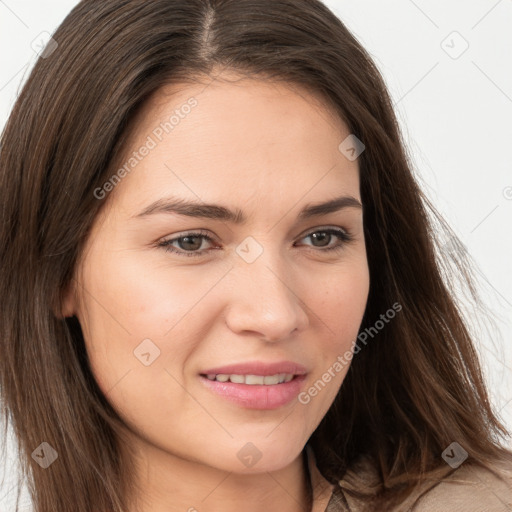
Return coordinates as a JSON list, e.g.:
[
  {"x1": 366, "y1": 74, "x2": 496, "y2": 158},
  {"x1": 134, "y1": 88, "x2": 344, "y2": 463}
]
[{"x1": 224, "y1": 254, "x2": 310, "y2": 342}]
